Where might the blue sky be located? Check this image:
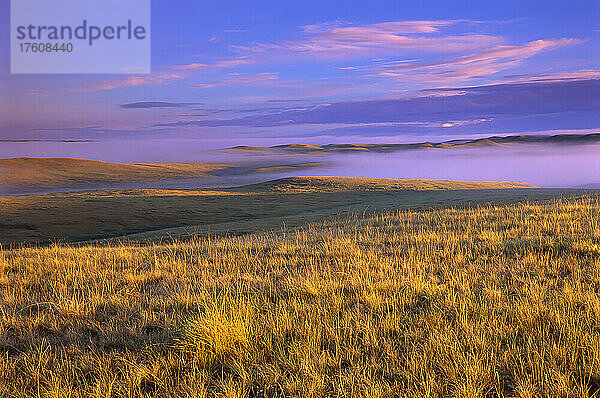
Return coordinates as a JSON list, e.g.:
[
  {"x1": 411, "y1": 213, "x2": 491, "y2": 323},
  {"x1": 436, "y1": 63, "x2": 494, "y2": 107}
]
[{"x1": 1, "y1": 0, "x2": 599, "y2": 145}]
